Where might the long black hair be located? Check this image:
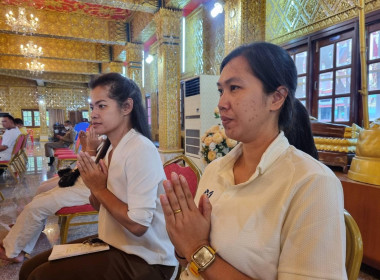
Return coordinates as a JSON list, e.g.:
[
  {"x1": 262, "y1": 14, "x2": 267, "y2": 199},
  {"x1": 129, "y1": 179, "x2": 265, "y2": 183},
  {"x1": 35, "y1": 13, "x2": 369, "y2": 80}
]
[
  {"x1": 89, "y1": 73, "x2": 151, "y2": 140},
  {"x1": 220, "y1": 42, "x2": 297, "y2": 132}
]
